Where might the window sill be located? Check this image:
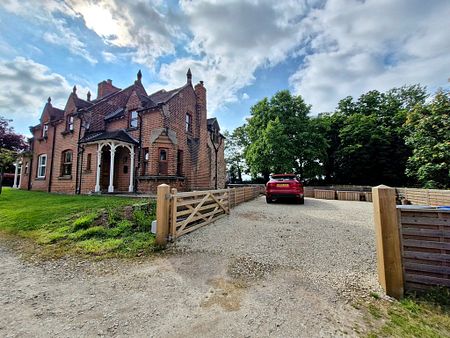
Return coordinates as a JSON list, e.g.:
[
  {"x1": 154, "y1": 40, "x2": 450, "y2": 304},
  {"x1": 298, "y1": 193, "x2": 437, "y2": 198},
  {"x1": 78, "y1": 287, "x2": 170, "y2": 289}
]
[
  {"x1": 35, "y1": 177, "x2": 46, "y2": 180},
  {"x1": 84, "y1": 170, "x2": 92, "y2": 174},
  {"x1": 126, "y1": 127, "x2": 138, "y2": 132},
  {"x1": 58, "y1": 175, "x2": 72, "y2": 180},
  {"x1": 37, "y1": 136, "x2": 48, "y2": 142},
  {"x1": 61, "y1": 130, "x2": 74, "y2": 136}
]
